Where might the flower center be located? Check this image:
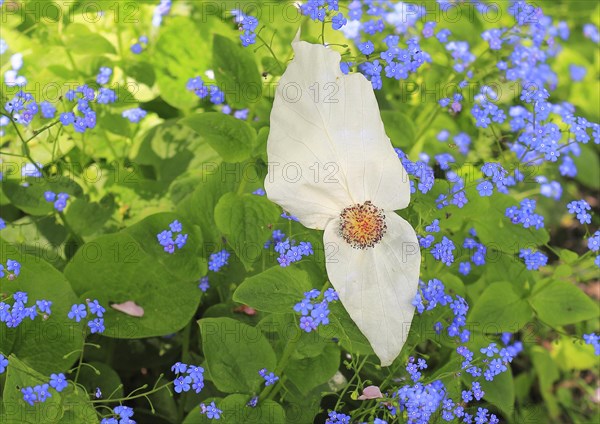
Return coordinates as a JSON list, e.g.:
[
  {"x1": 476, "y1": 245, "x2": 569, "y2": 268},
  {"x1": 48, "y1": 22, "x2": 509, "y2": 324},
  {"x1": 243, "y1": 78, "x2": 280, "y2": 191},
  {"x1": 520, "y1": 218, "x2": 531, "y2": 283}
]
[{"x1": 339, "y1": 201, "x2": 387, "y2": 249}]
